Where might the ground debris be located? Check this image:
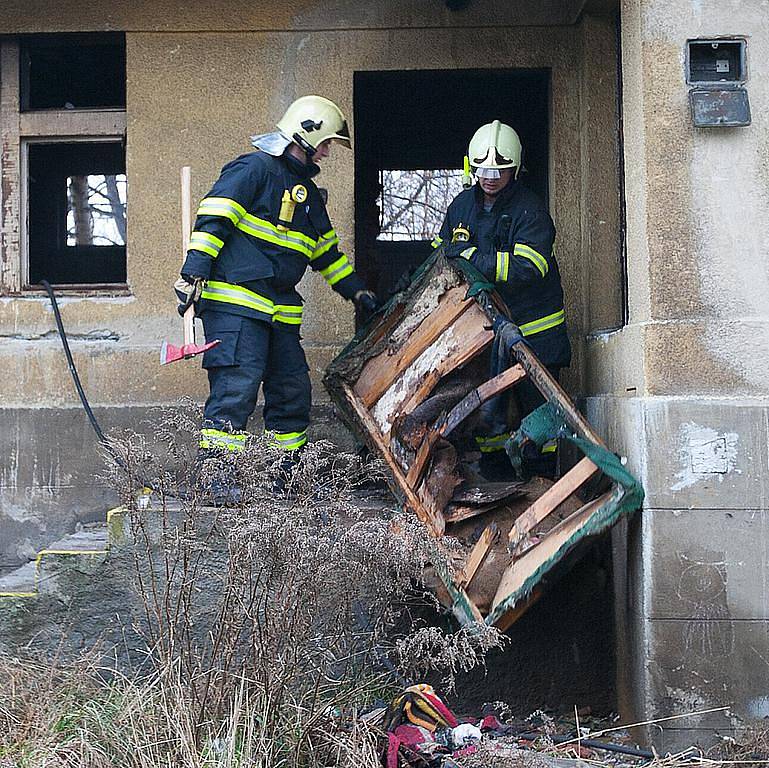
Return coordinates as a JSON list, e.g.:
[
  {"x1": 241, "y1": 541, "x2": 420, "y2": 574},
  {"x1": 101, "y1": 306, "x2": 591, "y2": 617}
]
[{"x1": 374, "y1": 688, "x2": 737, "y2": 768}]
